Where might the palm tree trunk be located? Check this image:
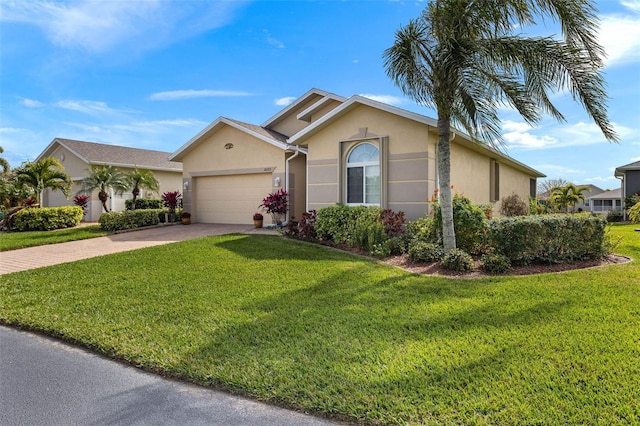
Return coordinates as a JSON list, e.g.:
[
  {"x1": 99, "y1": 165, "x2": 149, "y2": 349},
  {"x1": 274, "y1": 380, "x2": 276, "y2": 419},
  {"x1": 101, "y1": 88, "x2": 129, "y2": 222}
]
[
  {"x1": 437, "y1": 117, "x2": 456, "y2": 252},
  {"x1": 99, "y1": 191, "x2": 109, "y2": 213}
]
